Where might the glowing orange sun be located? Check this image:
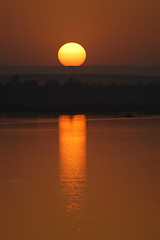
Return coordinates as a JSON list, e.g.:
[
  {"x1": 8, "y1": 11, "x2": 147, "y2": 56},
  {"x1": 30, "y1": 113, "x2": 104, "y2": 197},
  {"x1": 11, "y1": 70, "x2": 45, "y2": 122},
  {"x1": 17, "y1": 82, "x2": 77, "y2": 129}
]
[{"x1": 58, "y1": 42, "x2": 86, "y2": 66}]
